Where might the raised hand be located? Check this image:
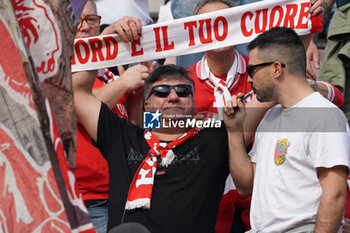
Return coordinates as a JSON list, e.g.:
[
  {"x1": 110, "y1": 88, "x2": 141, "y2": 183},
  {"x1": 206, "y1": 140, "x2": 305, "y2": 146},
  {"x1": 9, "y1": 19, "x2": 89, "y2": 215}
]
[
  {"x1": 118, "y1": 64, "x2": 150, "y2": 93},
  {"x1": 309, "y1": 0, "x2": 325, "y2": 17},
  {"x1": 141, "y1": 60, "x2": 157, "y2": 73},
  {"x1": 101, "y1": 16, "x2": 142, "y2": 43},
  {"x1": 223, "y1": 94, "x2": 247, "y2": 132},
  {"x1": 306, "y1": 38, "x2": 320, "y2": 80}
]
